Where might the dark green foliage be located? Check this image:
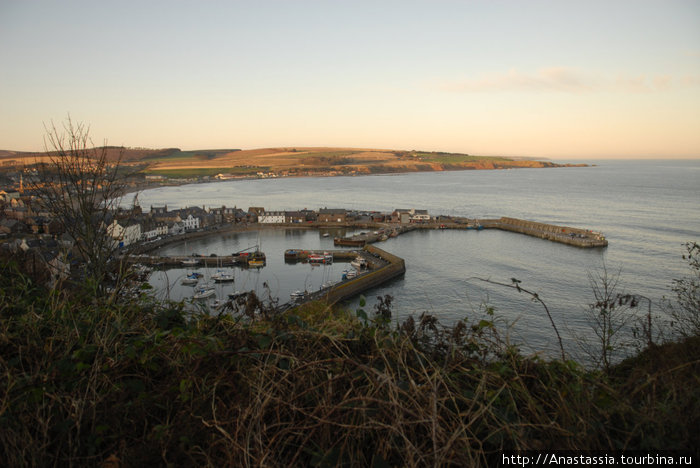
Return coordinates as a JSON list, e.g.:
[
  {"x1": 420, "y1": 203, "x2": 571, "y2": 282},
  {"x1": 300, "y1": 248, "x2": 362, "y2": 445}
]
[{"x1": 1, "y1": 256, "x2": 698, "y2": 466}]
